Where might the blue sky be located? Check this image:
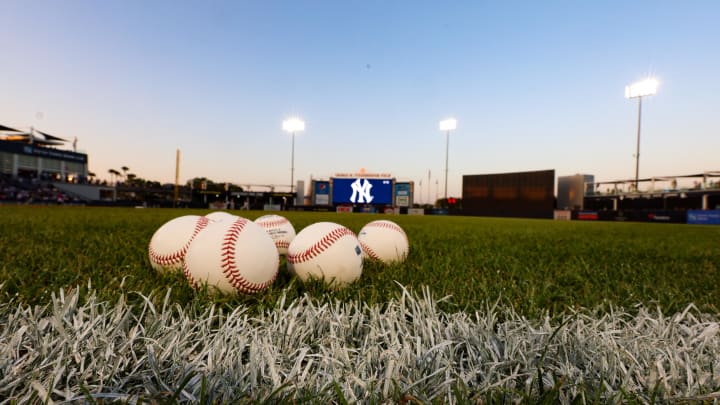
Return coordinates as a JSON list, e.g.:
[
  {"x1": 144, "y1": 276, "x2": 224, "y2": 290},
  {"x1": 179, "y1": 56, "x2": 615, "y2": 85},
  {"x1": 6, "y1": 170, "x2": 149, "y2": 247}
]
[{"x1": 2, "y1": 1, "x2": 719, "y2": 200}]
